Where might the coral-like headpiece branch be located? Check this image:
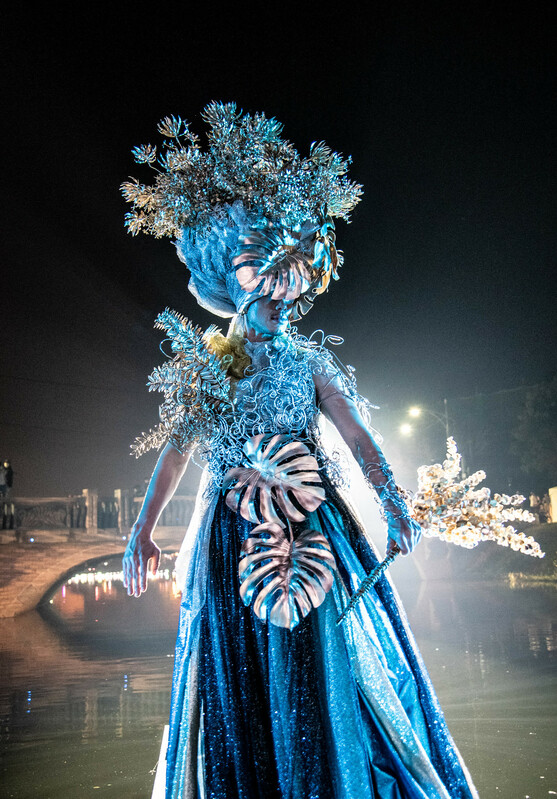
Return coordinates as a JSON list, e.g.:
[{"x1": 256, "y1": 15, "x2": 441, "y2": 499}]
[
  {"x1": 121, "y1": 102, "x2": 363, "y2": 237},
  {"x1": 121, "y1": 103, "x2": 362, "y2": 317}
]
